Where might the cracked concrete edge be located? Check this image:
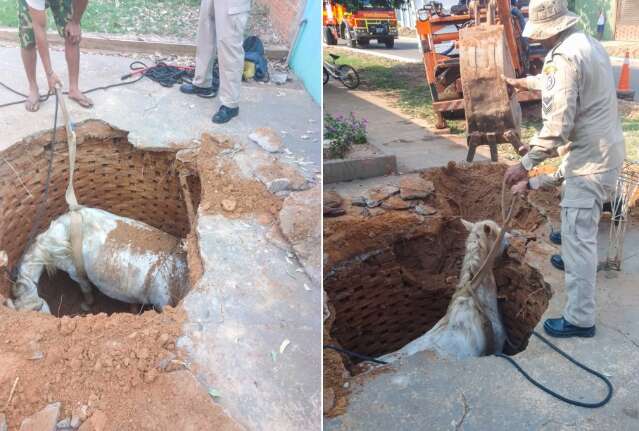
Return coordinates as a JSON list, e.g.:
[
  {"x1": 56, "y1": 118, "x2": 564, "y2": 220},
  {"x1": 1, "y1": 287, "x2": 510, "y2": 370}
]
[
  {"x1": 172, "y1": 136, "x2": 321, "y2": 429},
  {"x1": 0, "y1": 27, "x2": 289, "y2": 60},
  {"x1": 179, "y1": 215, "x2": 321, "y2": 431}
]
